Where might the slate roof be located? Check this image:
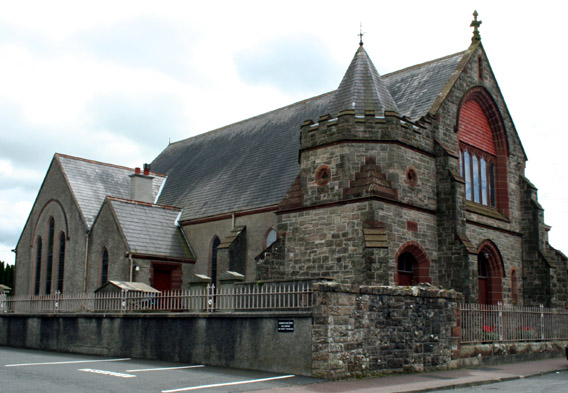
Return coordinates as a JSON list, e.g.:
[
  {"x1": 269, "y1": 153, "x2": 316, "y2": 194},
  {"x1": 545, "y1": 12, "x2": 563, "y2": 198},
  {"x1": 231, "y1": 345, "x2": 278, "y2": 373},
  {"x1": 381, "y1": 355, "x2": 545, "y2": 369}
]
[
  {"x1": 383, "y1": 51, "x2": 466, "y2": 120},
  {"x1": 152, "y1": 47, "x2": 469, "y2": 222},
  {"x1": 108, "y1": 197, "x2": 194, "y2": 261},
  {"x1": 57, "y1": 154, "x2": 166, "y2": 228},
  {"x1": 152, "y1": 93, "x2": 334, "y2": 221},
  {"x1": 329, "y1": 45, "x2": 399, "y2": 116}
]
